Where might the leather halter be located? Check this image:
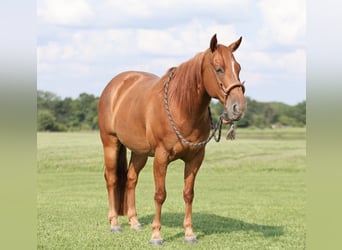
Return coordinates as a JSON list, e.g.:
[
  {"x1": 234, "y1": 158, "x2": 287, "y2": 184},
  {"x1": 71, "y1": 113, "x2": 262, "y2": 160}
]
[
  {"x1": 220, "y1": 81, "x2": 245, "y2": 96},
  {"x1": 212, "y1": 67, "x2": 245, "y2": 98}
]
